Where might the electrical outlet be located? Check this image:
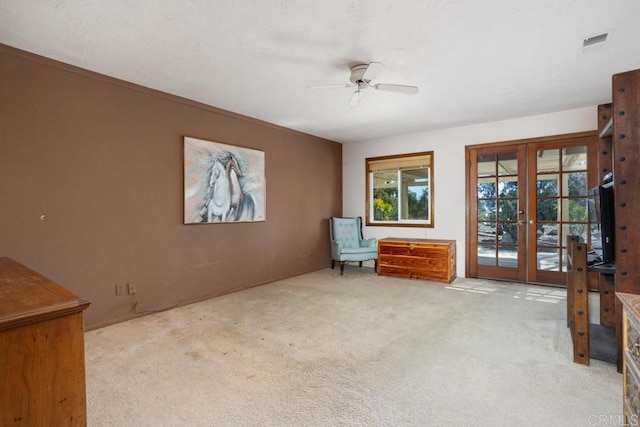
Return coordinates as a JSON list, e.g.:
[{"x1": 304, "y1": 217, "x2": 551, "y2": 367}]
[
  {"x1": 115, "y1": 283, "x2": 124, "y2": 296},
  {"x1": 127, "y1": 282, "x2": 136, "y2": 295}
]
